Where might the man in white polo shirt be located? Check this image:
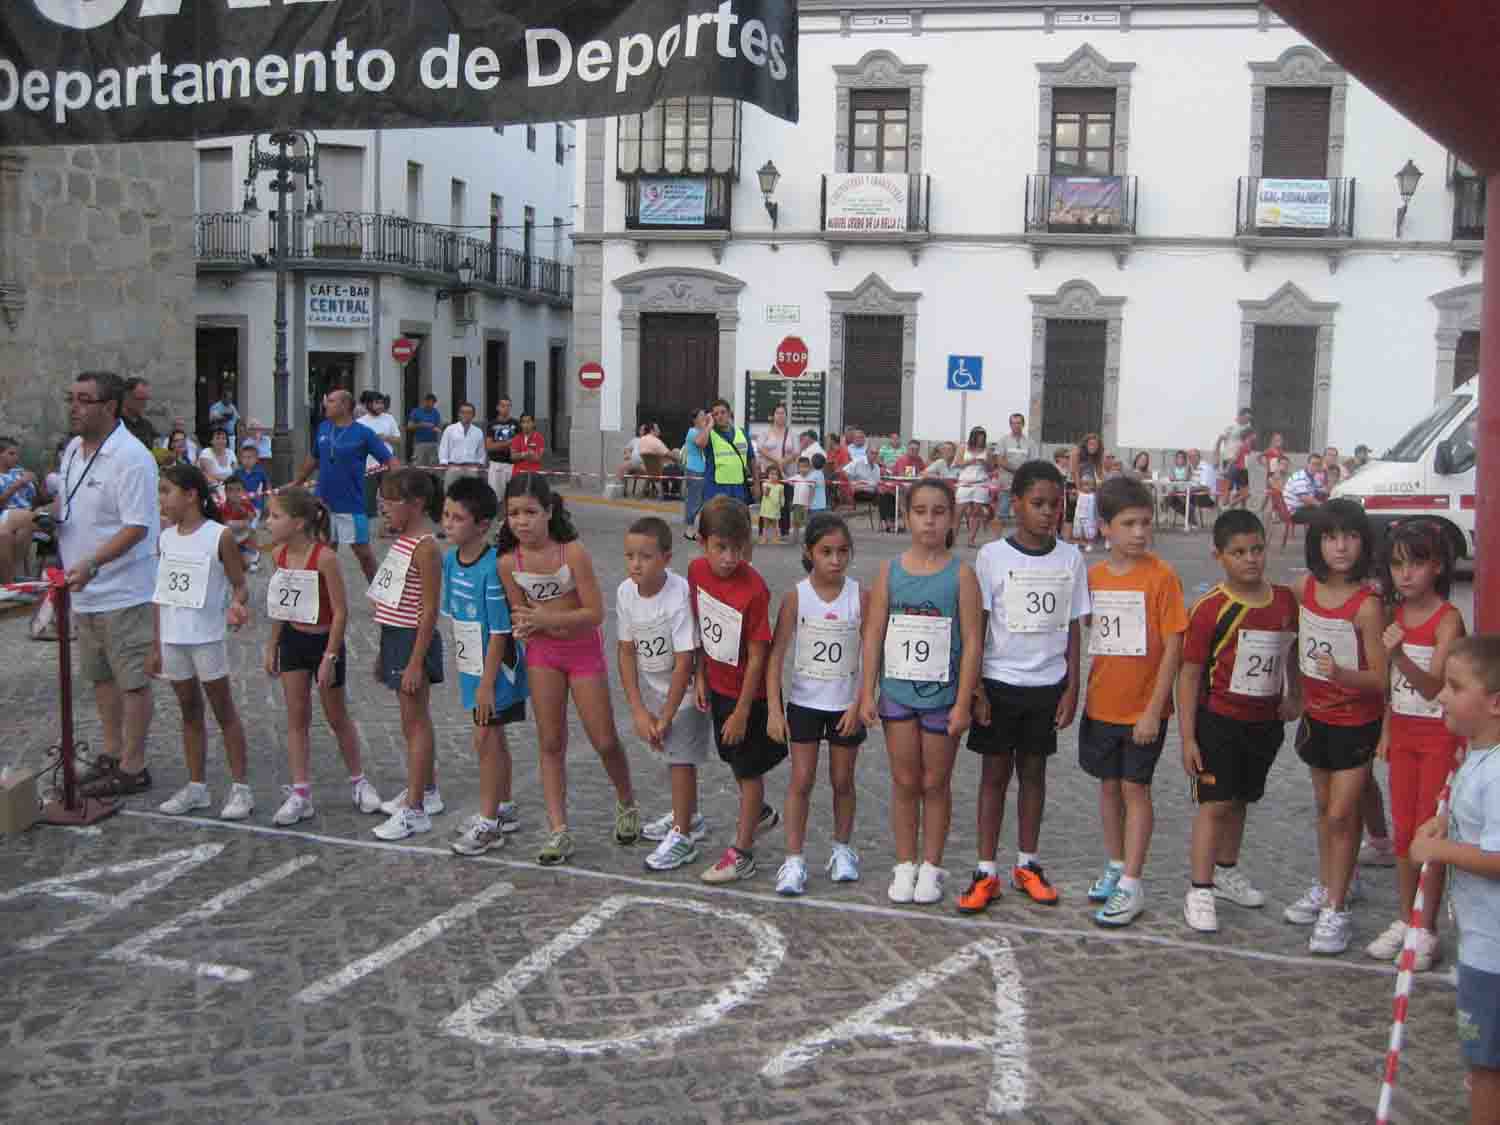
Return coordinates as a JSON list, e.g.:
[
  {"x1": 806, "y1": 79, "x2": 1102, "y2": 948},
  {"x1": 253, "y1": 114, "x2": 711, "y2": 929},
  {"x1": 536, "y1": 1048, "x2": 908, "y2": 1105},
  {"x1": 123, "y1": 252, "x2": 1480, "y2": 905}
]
[
  {"x1": 439, "y1": 401, "x2": 487, "y2": 494},
  {"x1": 58, "y1": 371, "x2": 161, "y2": 796}
]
